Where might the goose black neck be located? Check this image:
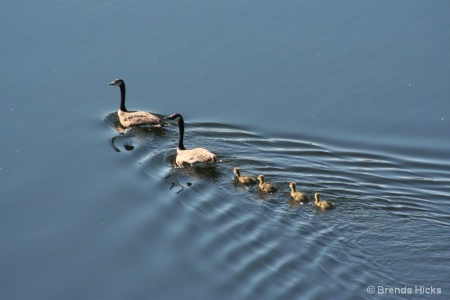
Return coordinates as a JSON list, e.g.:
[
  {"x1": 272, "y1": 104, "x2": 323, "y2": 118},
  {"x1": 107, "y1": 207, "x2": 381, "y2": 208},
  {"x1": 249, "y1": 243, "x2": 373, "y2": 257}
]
[
  {"x1": 119, "y1": 83, "x2": 127, "y2": 112},
  {"x1": 177, "y1": 115, "x2": 186, "y2": 150}
]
